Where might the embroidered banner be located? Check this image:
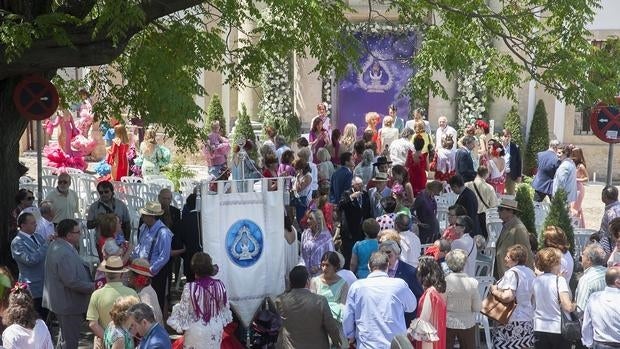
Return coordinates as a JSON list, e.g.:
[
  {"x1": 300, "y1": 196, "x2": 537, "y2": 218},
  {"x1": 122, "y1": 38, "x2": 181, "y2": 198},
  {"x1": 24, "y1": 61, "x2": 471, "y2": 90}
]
[
  {"x1": 201, "y1": 179, "x2": 286, "y2": 326},
  {"x1": 336, "y1": 31, "x2": 418, "y2": 133}
]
